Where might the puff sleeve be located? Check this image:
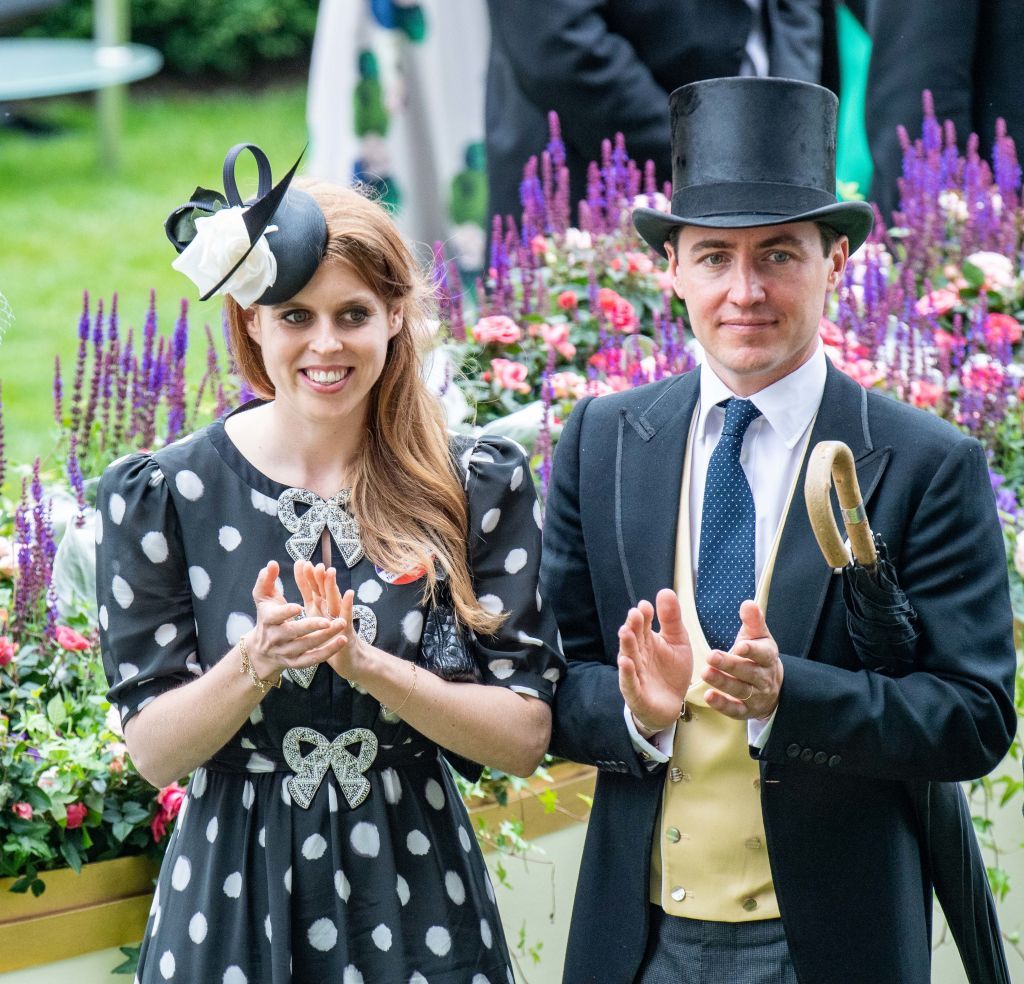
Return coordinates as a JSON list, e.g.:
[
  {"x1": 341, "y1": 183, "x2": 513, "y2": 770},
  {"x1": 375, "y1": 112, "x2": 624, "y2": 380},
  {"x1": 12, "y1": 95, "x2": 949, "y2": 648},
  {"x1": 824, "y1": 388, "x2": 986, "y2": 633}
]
[
  {"x1": 461, "y1": 434, "x2": 565, "y2": 702},
  {"x1": 95, "y1": 453, "x2": 199, "y2": 729}
]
